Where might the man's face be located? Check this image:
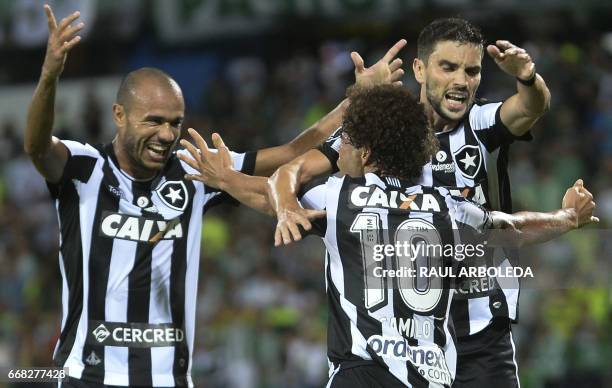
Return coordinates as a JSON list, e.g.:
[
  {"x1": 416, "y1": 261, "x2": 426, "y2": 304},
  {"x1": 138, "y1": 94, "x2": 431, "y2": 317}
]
[
  {"x1": 337, "y1": 132, "x2": 366, "y2": 177},
  {"x1": 115, "y1": 82, "x2": 184, "y2": 178},
  {"x1": 420, "y1": 41, "x2": 482, "y2": 124}
]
